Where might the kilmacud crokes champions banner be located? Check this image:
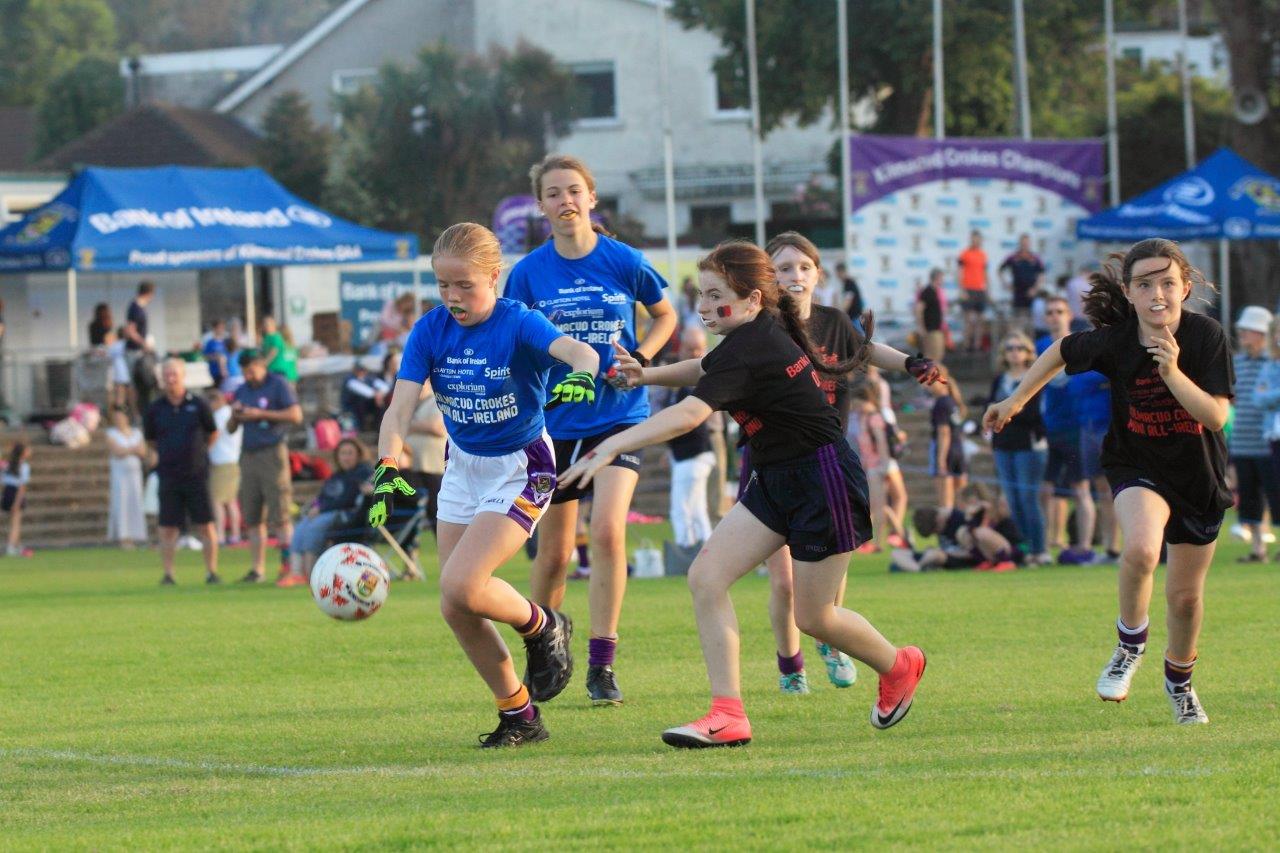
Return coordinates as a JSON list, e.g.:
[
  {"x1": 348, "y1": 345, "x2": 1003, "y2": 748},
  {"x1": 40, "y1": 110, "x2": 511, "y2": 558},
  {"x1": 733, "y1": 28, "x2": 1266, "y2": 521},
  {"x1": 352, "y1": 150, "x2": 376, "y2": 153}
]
[
  {"x1": 844, "y1": 136, "x2": 1105, "y2": 319},
  {"x1": 850, "y1": 136, "x2": 1105, "y2": 214}
]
